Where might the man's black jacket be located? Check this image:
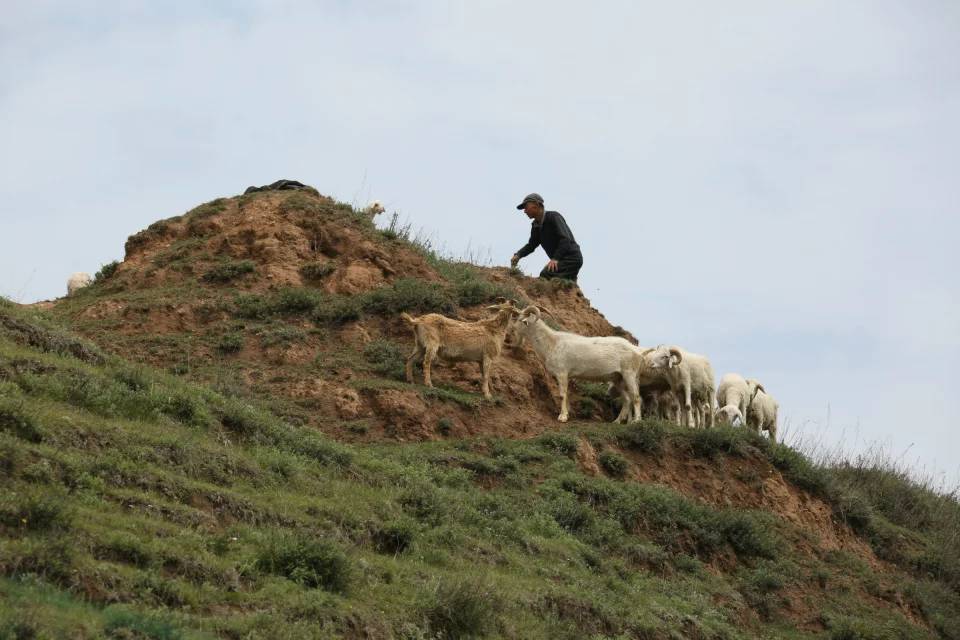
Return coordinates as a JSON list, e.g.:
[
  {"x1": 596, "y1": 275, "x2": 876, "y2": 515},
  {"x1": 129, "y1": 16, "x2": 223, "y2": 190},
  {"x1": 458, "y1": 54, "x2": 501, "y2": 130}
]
[{"x1": 515, "y1": 210, "x2": 582, "y2": 262}]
